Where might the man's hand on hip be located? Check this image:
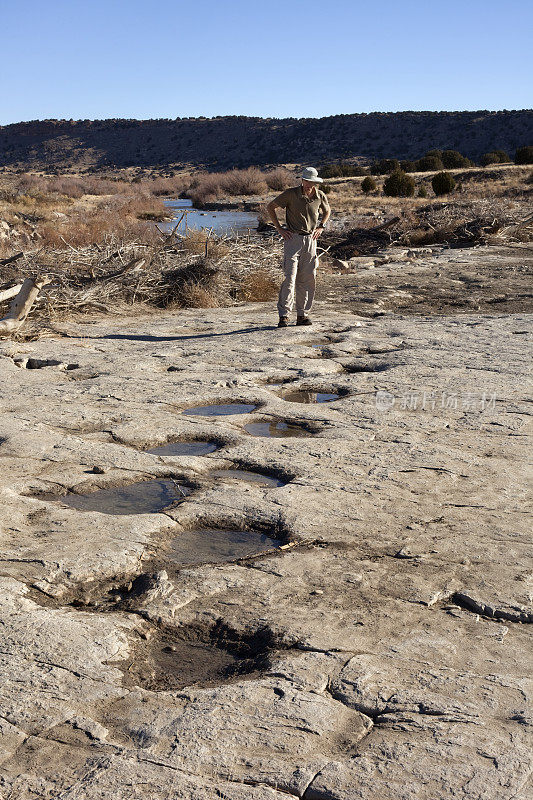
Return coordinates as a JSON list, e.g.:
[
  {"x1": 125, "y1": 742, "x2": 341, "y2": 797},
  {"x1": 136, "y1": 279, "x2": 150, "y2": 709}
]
[
  {"x1": 279, "y1": 228, "x2": 293, "y2": 240},
  {"x1": 312, "y1": 226, "x2": 324, "y2": 240}
]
